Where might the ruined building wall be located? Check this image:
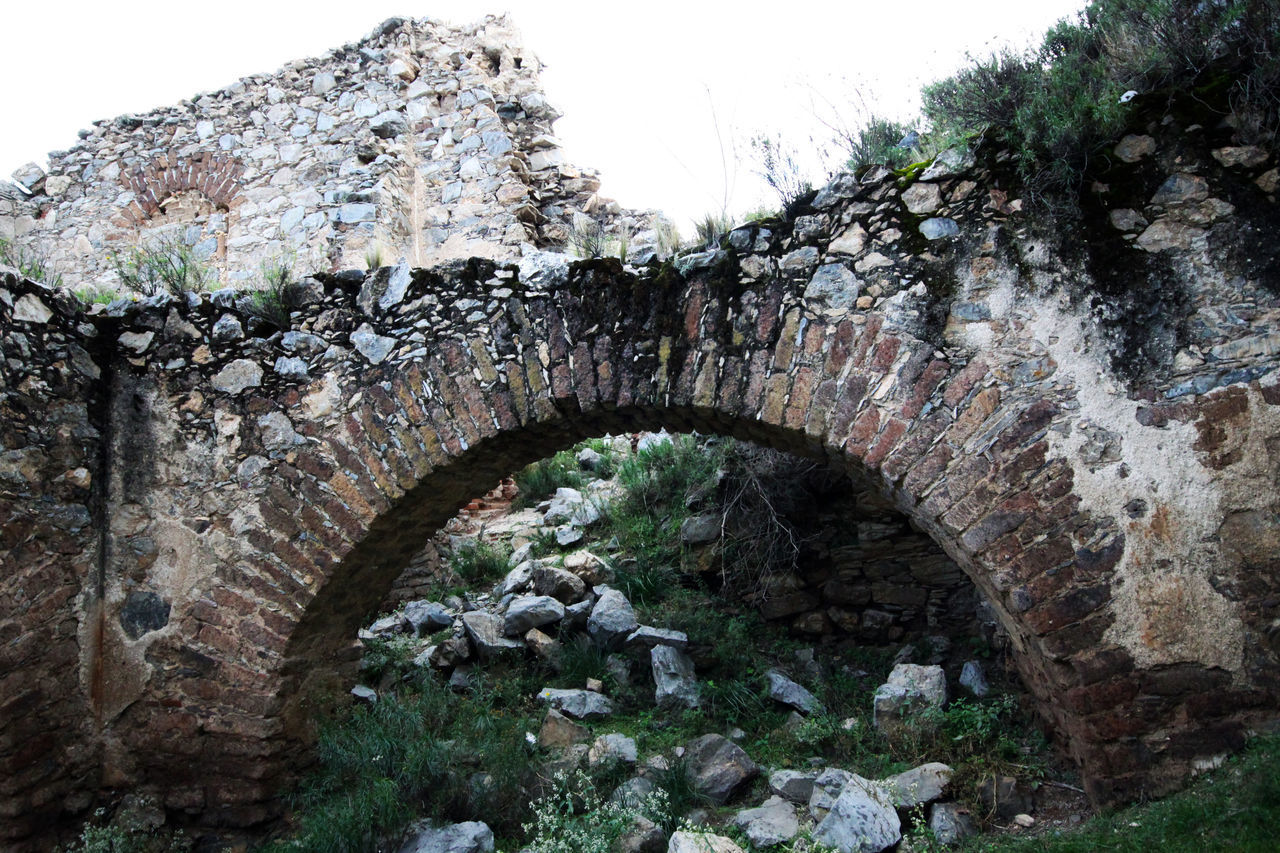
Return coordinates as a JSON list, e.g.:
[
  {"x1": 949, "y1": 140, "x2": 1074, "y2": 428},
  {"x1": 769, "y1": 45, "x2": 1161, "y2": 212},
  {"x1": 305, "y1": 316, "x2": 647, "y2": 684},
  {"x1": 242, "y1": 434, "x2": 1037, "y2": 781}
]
[{"x1": 0, "y1": 15, "x2": 638, "y2": 292}]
